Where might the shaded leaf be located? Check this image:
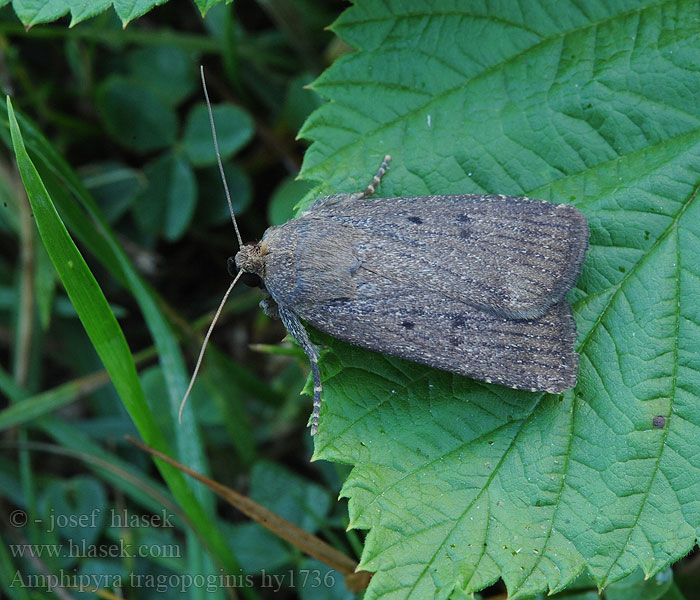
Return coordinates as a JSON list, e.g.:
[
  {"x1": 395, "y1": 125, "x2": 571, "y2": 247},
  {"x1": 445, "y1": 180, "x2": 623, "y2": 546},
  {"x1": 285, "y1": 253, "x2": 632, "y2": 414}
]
[
  {"x1": 281, "y1": 73, "x2": 325, "y2": 133},
  {"x1": 126, "y1": 46, "x2": 197, "y2": 106},
  {"x1": 39, "y1": 477, "x2": 106, "y2": 546},
  {"x1": 297, "y1": 558, "x2": 354, "y2": 600},
  {"x1": 132, "y1": 152, "x2": 196, "y2": 241},
  {"x1": 226, "y1": 521, "x2": 292, "y2": 573},
  {"x1": 96, "y1": 77, "x2": 177, "y2": 153},
  {"x1": 113, "y1": 0, "x2": 169, "y2": 25},
  {"x1": 183, "y1": 102, "x2": 254, "y2": 167},
  {"x1": 194, "y1": 0, "x2": 231, "y2": 16},
  {"x1": 81, "y1": 161, "x2": 143, "y2": 224},
  {"x1": 194, "y1": 161, "x2": 251, "y2": 226},
  {"x1": 605, "y1": 567, "x2": 674, "y2": 600},
  {"x1": 249, "y1": 460, "x2": 332, "y2": 534}
]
